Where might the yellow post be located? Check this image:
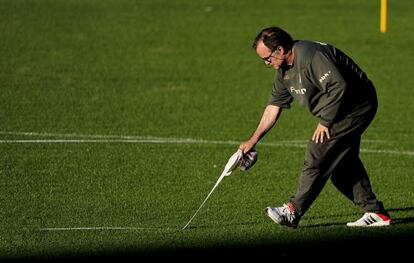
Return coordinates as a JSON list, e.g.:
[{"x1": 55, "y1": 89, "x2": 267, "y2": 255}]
[{"x1": 380, "y1": 0, "x2": 387, "y2": 33}]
